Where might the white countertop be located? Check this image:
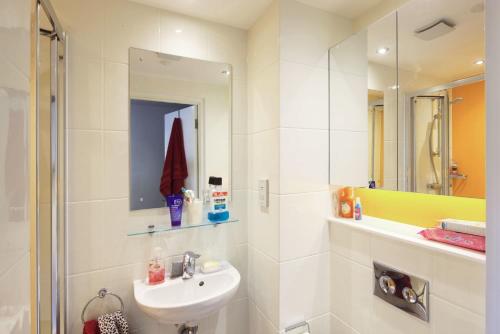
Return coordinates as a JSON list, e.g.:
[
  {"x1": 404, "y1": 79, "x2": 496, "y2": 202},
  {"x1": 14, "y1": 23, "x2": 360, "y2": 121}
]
[{"x1": 328, "y1": 215, "x2": 486, "y2": 264}]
